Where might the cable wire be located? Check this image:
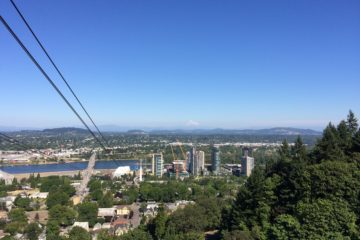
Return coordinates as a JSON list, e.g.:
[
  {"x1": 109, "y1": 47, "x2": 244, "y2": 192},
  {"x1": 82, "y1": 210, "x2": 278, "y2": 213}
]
[
  {"x1": 9, "y1": 0, "x2": 108, "y2": 147},
  {"x1": 0, "y1": 16, "x2": 107, "y2": 151}
]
